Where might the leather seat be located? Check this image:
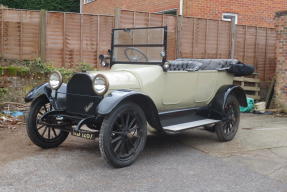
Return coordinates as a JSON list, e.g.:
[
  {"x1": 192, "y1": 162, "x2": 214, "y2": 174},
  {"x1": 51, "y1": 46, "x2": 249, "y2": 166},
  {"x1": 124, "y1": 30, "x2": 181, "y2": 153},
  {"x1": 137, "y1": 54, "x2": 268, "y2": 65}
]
[
  {"x1": 167, "y1": 58, "x2": 254, "y2": 76},
  {"x1": 168, "y1": 60, "x2": 203, "y2": 71},
  {"x1": 168, "y1": 59, "x2": 241, "y2": 71}
]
